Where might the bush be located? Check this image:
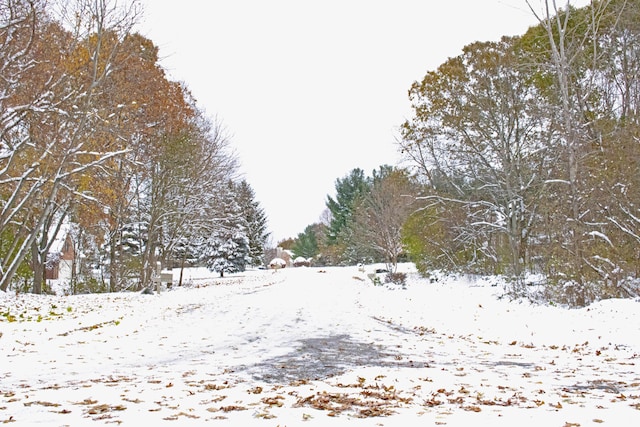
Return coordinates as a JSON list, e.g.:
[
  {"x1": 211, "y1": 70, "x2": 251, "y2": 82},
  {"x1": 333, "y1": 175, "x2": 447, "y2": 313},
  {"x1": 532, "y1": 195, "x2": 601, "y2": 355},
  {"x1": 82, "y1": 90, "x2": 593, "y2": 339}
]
[
  {"x1": 72, "y1": 277, "x2": 106, "y2": 294},
  {"x1": 385, "y1": 272, "x2": 407, "y2": 286}
]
